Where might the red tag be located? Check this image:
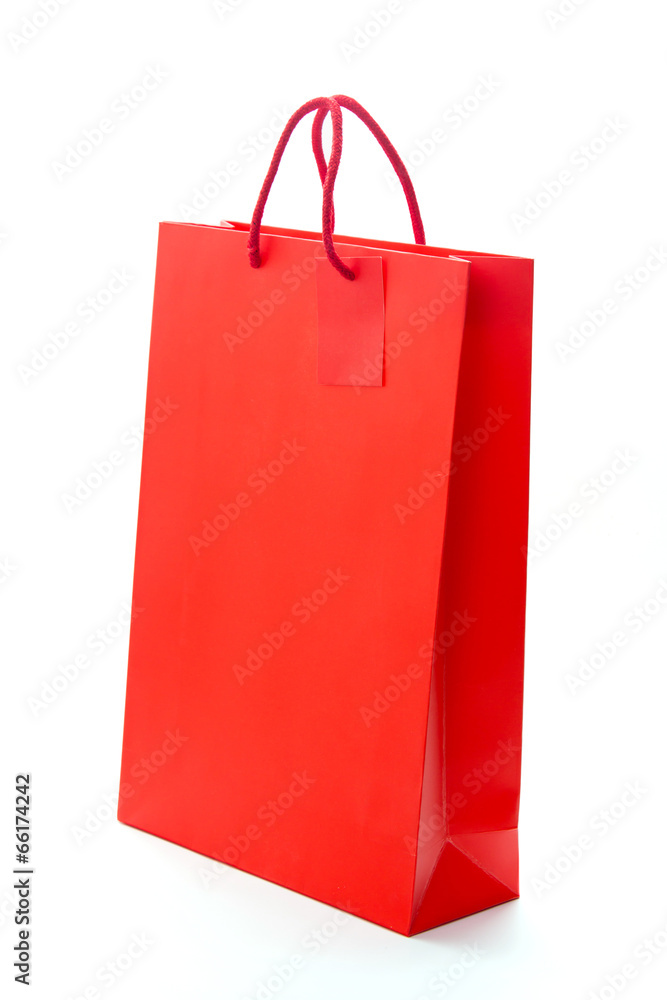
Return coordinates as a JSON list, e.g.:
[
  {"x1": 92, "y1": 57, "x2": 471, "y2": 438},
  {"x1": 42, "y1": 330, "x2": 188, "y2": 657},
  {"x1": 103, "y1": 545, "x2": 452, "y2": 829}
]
[{"x1": 316, "y1": 256, "x2": 385, "y2": 386}]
